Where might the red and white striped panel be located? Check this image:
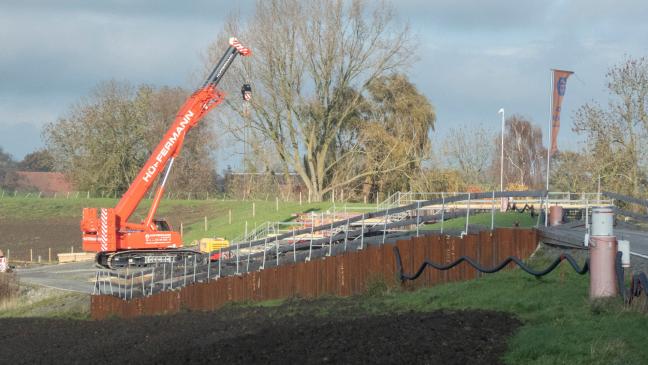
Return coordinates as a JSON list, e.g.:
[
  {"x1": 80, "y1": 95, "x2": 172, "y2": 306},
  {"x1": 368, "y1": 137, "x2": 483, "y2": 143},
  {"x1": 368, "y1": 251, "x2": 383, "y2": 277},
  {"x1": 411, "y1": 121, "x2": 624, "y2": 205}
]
[
  {"x1": 229, "y1": 37, "x2": 252, "y2": 56},
  {"x1": 100, "y1": 208, "x2": 109, "y2": 252}
]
